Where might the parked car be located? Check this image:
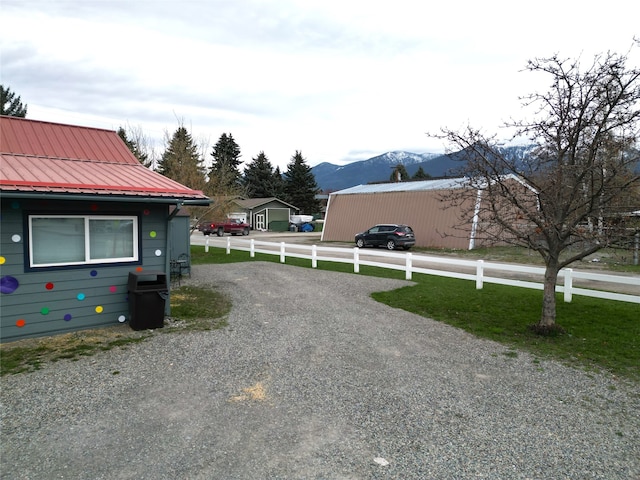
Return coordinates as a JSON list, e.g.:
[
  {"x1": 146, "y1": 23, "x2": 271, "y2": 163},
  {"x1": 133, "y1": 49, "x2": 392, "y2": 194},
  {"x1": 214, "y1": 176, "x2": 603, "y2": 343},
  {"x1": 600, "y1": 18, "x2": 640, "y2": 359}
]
[
  {"x1": 355, "y1": 224, "x2": 415, "y2": 250},
  {"x1": 198, "y1": 218, "x2": 250, "y2": 236}
]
